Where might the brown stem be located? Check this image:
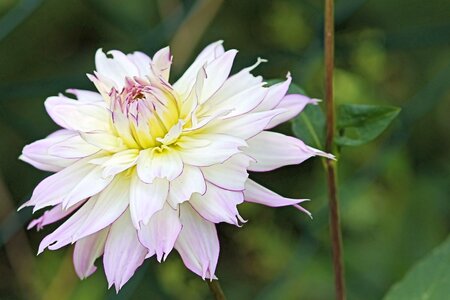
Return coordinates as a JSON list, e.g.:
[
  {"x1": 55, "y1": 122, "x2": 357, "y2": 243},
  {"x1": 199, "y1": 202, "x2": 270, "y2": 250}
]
[
  {"x1": 207, "y1": 280, "x2": 227, "y2": 300},
  {"x1": 324, "y1": 0, "x2": 346, "y2": 300}
]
